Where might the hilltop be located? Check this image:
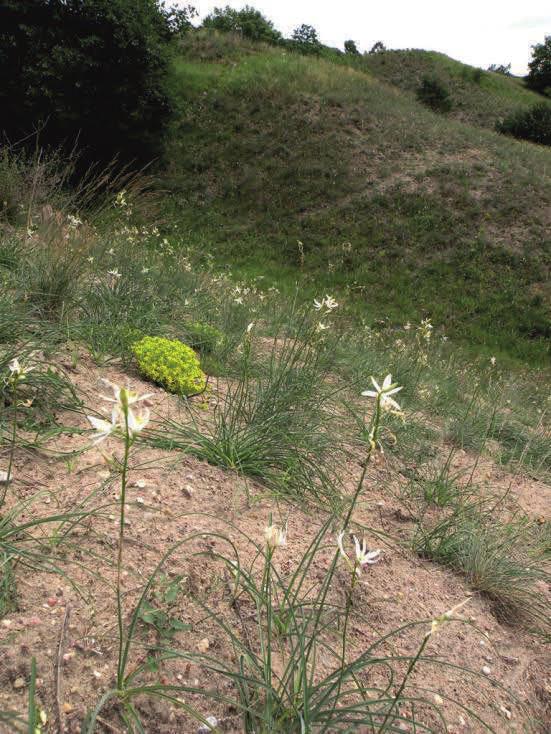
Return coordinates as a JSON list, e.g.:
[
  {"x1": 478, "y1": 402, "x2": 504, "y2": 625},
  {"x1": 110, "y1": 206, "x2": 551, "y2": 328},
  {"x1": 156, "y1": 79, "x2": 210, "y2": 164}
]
[
  {"x1": 164, "y1": 32, "x2": 551, "y2": 364},
  {"x1": 361, "y1": 49, "x2": 544, "y2": 129}
]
